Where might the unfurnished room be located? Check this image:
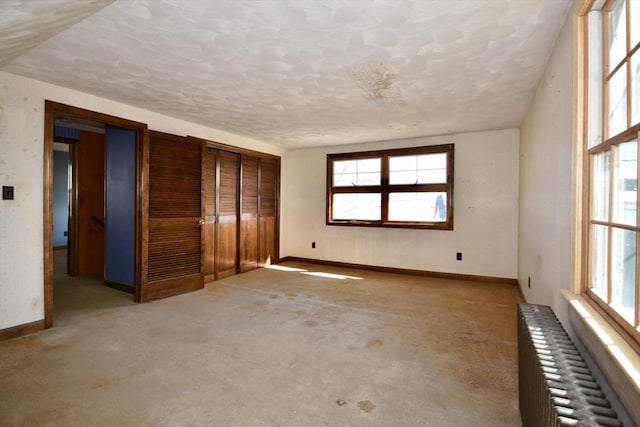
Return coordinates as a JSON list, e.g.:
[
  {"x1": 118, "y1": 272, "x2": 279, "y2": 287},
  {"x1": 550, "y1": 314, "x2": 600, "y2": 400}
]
[{"x1": 0, "y1": 0, "x2": 639, "y2": 425}]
